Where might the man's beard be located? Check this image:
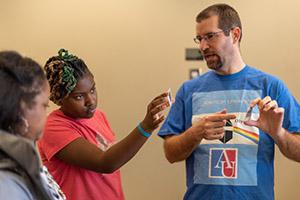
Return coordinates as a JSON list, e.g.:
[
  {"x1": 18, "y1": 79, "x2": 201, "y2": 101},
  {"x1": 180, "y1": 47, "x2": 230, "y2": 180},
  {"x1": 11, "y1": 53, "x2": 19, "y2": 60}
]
[
  {"x1": 206, "y1": 55, "x2": 223, "y2": 71},
  {"x1": 202, "y1": 49, "x2": 223, "y2": 71}
]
